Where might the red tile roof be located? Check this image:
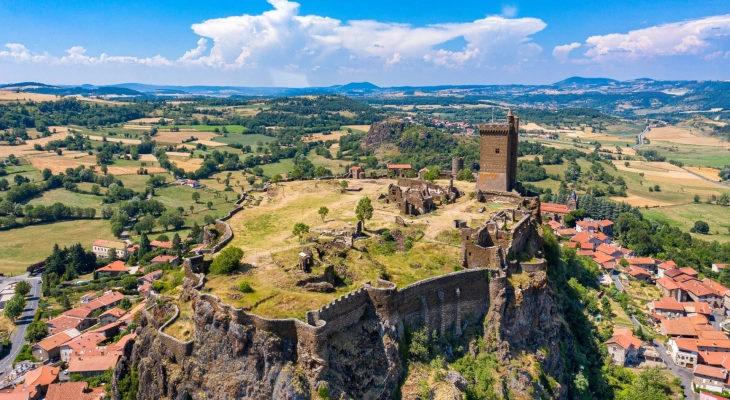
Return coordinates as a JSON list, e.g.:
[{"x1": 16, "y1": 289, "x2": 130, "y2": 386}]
[
  {"x1": 556, "y1": 228, "x2": 578, "y2": 237},
  {"x1": 592, "y1": 232, "x2": 609, "y2": 242},
  {"x1": 150, "y1": 255, "x2": 177, "y2": 263},
  {"x1": 61, "y1": 333, "x2": 107, "y2": 355},
  {"x1": 627, "y1": 267, "x2": 650, "y2": 278},
  {"x1": 570, "y1": 232, "x2": 593, "y2": 244},
  {"x1": 563, "y1": 241, "x2": 578, "y2": 248},
  {"x1": 80, "y1": 291, "x2": 124, "y2": 312},
  {"x1": 68, "y1": 355, "x2": 119, "y2": 374},
  {"x1": 653, "y1": 300, "x2": 685, "y2": 312},
  {"x1": 541, "y1": 203, "x2": 571, "y2": 214},
  {"x1": 14, "y1": 365, "x2": 60, "y2": 398},
  {"x1": 45, "y1": 382, "x2": 106, "y2": 400},
  {"x1": 592, "y1": 252, "x2": 615, "y2": 264},
  {"x1": 100, "y1": 307, "x2": 125, "y2": 319},
  {"x1": 606, "y1": 330, "x2": 643, "y2": 350},
  {"x1": 35, "y1": 330, "x2": 79, "y2": 352},
  {"x1": 662, "y1": 319, "x2": 698, "y2": 336},
  {"x1": 679, "y1": 267, "x2": 698, "y2": 276},
  {"x1": 656, "y1": 278, "x2": 680, "y2": 291},
  {"x1": 95, "y1": 260, "x2": 127, "y2": 273},
  {"x1": 598, "y1": 219, "x2": 614, "y2": 227},
  {"x1": 628, "y1": 257, "x2": 656, "y2": 266},
  {"x1": 664, "y1": 268, "x2": 685, "y2": 278},
  {"x1": 46, "y1": 315, "x2": 87, "y2": 335},
  {"x1": 701, "y1": 278, "x2": 730, "y2": 297},
  {"x1": 681, "y1": 281, "x2": 716, "y2": 298},
  {"x1": 695, "y1": 364, "x2": 728, "y2": 380},
  {"x1": 577, "y1": 250, "x2": 595, "y2": 257},
  {"x1": 62, "y1": 307, "x2": 94, "y2": 319},
  {"x1": 150, "y1": 240, "x2": 173, "y2": 249}
]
